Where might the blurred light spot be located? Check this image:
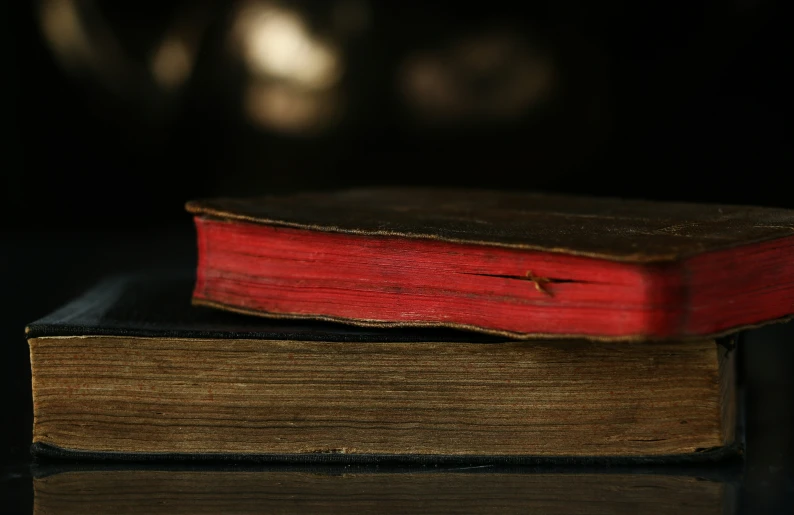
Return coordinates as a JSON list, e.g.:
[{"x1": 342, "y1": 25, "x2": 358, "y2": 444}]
[
  {"x1": 404, "y1": 57, "x2": 466, "y2": 115},
  {"x1": 400, "y1": 31, "x2": 555, "y2": 123},
  {"x1": 39, "y1": 0, "x2": 93, "y2": 66},
  {"x1": 235, "y1": 2, "x2": 342, "y2": 90},
  {"x1": 245, "y1": 82, "x2": 341, "y2": 135},
  {"x1": 151, "y1": 37, "x2": 193, "y2": 90},
  {"x1": 232, "y1": 1, "x2": 346, "y2": 135},
  {"x1": 38, "y1": 0, "x2": 130, "y2": 92}
]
